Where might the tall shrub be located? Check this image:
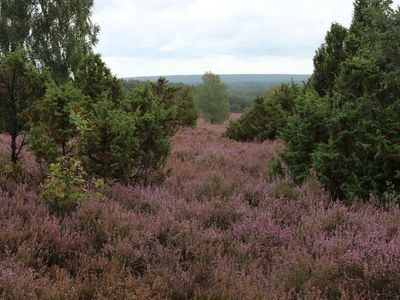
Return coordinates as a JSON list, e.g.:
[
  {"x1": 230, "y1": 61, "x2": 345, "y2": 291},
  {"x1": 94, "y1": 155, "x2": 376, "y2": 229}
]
[
  {"x1": 0, "y1": 49, "x2": 46, "y2": 163},
  {"x1": 281, "y1": 0, "x2": 400, "y2": 201}
]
